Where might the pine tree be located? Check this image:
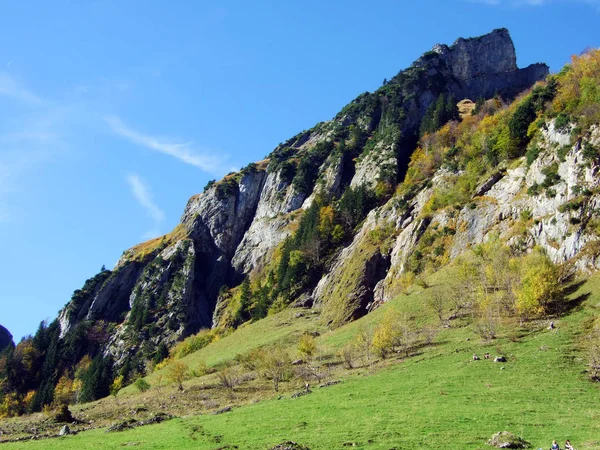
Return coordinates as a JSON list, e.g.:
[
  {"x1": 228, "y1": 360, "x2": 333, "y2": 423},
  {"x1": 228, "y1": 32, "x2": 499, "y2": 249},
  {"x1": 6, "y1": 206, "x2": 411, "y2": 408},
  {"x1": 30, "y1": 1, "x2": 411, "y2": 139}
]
[
  {"x1": 420, "y1": 101, "x2": 436, "y2": 136},
  {"x1": 79, "y1": 354, "x2": 113, "y2": 403},
  {"x1": 432, "y1": 94, "x2": 447, "y2": 131},
  {"x1": 445, "y1": 94, "x2": 459, "y2": 121},
  {"x1": 152, "y1": 343, "x2": 169, "y2": 366},
  {"x1": 472, "y1": 97, "x2": 485, "y2": 115},
  {"x1": 238, "y1": 277, "x2": 252, "y2": 323}
]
